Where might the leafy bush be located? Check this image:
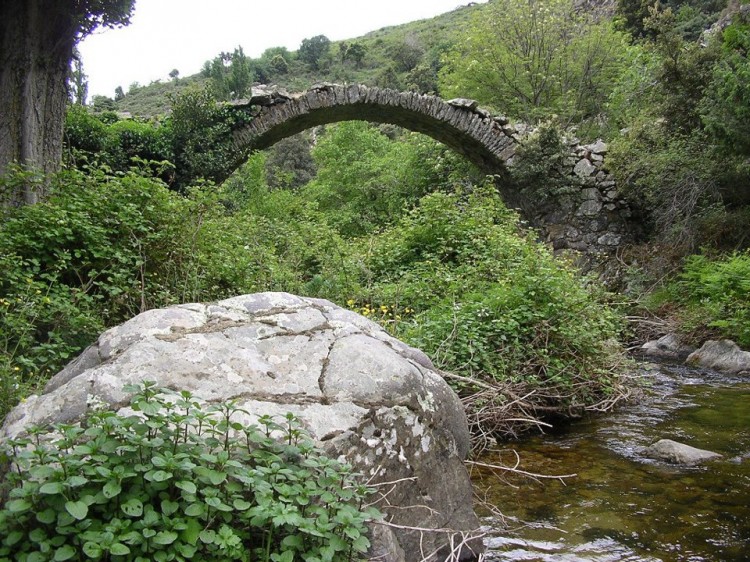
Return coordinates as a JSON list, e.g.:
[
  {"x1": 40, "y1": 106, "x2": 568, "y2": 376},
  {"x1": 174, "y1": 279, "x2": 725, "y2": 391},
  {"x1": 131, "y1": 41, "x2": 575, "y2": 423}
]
[
  {"x1": 301, "y1": 122, "x2": 480, "y2": 238},
  {"x1": 667, "y1": 251, "x2": 750, "y2": 347},
  {"x1": 103, "y1": 120, "x2": 172, "y2": 171},
  {"x1": 351, "y1": 185, "x2": 624, "y2": 414},
  {"x1": 701, "y1": 18, "x2": 750, "y2": 154},
  {"x1": 439, "y1": 0, "x2": 634, "y2": 123},
  {"x1": 608, "y1": 120, "x2": 722, "y2": 250},
  {"x1": 64, "y1": 105, "x2": 108, "y2": 155},
  {"x1": 0, "y1": 168, "x2": 213, "y2": 419},
  {"x1": 0, "y1": 382, "x2": 377, "y2": 561}
]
